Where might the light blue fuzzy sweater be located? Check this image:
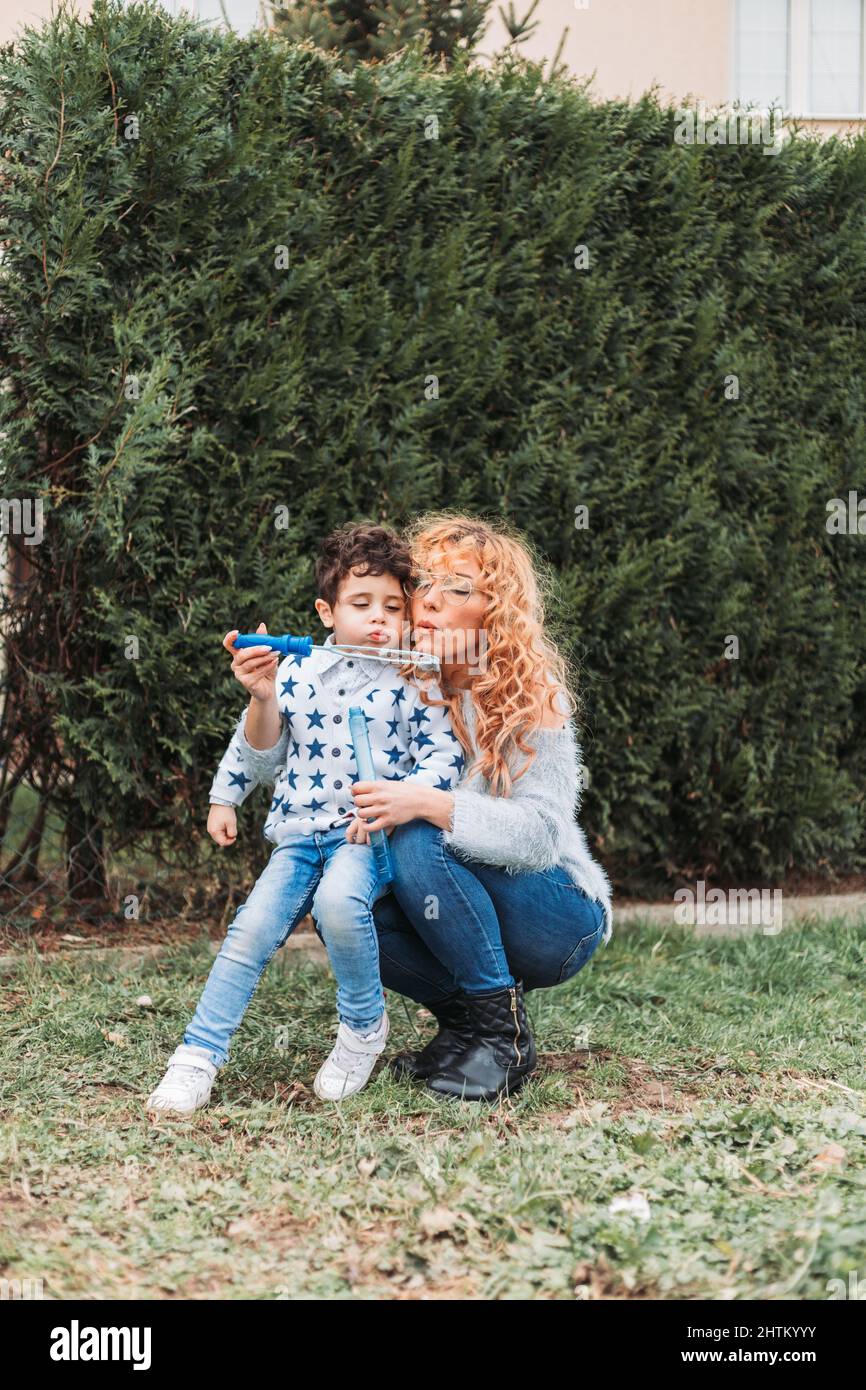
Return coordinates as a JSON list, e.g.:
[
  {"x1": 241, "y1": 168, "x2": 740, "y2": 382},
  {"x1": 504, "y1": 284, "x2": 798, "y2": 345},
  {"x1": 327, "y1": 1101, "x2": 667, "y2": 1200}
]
[{"x1": 442, "y1": 691, "x2": 613, "y2": 945}]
